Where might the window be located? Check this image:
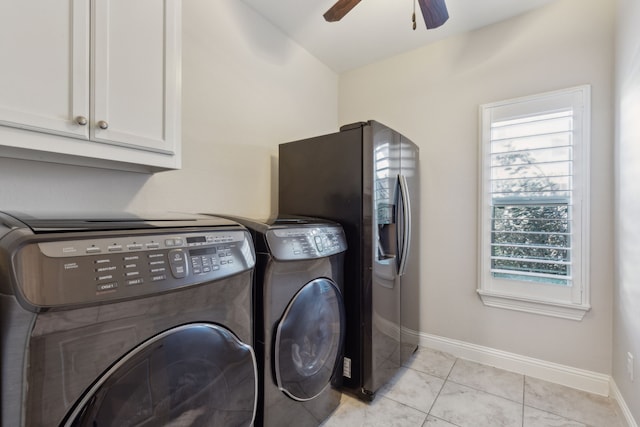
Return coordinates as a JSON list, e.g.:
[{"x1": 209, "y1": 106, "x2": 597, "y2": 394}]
[{"x1": 478, "y1": 86, "x2": 591, "y2": 320}]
